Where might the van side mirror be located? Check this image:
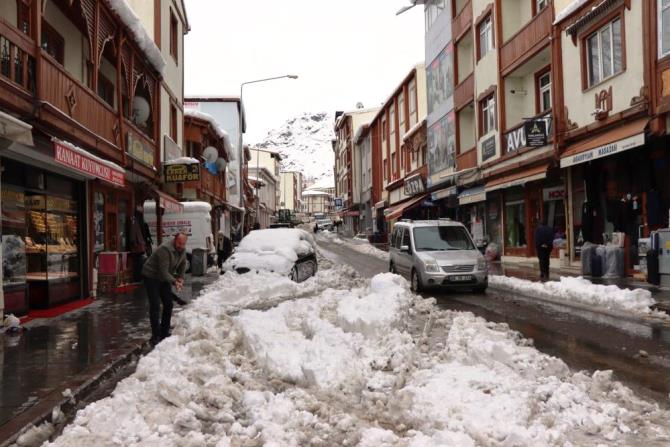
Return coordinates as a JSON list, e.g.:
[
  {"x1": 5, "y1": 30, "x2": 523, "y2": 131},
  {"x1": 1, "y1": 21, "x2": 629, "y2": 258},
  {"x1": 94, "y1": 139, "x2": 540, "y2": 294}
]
[{"x1": 401, "y1": 245, "x2": 411, "y2": 253}]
